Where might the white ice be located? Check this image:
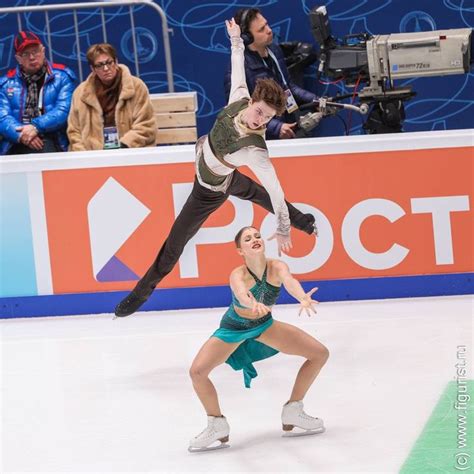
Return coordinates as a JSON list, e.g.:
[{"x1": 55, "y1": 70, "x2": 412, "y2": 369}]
[{"x1": 1, "y1": 295, "x2": 473, "y2": 473}]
